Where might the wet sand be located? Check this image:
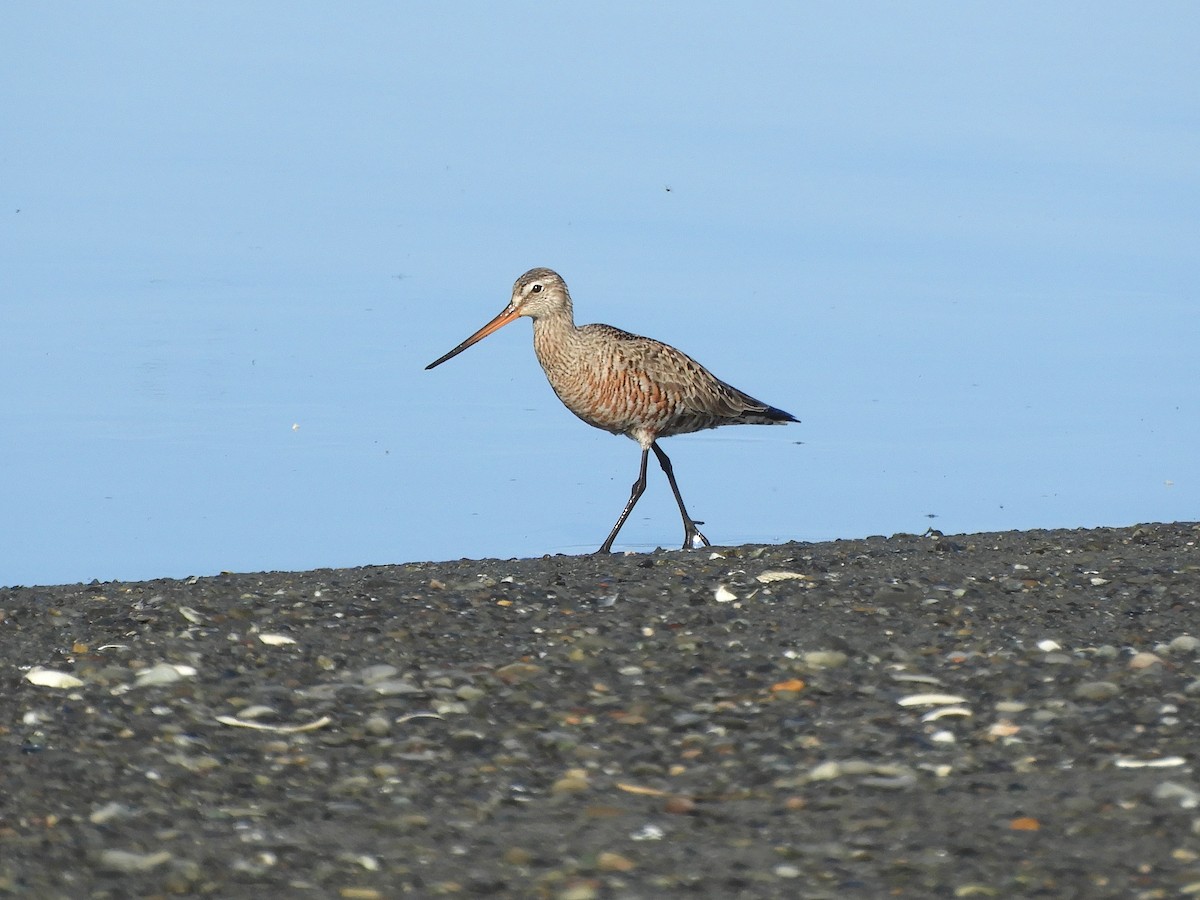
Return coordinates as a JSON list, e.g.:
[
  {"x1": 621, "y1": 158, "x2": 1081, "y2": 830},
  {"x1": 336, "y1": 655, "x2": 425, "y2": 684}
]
[{"x1": 3, "y1": 522, "x2": 1199, "y2": 898}]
